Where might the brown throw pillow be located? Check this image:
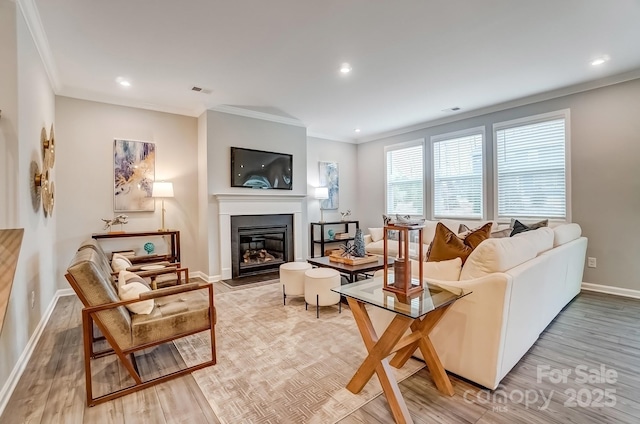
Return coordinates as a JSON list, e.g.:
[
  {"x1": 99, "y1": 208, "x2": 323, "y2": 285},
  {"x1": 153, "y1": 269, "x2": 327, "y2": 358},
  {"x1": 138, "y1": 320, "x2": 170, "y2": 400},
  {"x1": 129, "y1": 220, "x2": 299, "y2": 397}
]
[{"x1": 427, "y1": 222, "x2": 492, "y2": 264}]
